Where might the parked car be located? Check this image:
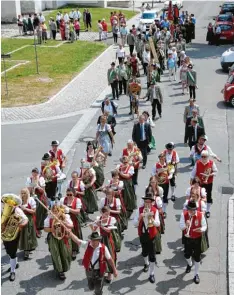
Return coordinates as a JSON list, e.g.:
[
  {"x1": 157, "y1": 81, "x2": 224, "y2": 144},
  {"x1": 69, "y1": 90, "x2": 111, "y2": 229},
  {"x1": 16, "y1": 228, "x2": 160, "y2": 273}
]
[
  {"x1": 215, "y1": 22, "x2": 234, "y2": 43},
  {"x1": 221, "y1": 47, "x2": 234, "y2": 71},
  {"x1": 215, "y1": 13, "x2": 234, "y2": 23},
  {"x1": 229, "y1": 63, "x2": 234, "y2": 75},
  {"x1": 223, "y1": 72, "x2": 234, "y2": 107},
  {"x1": 139, "y1": 9, "x2": 162, "y2": 31},
  {"x1": 164, "y1": 0, "x2": 183, "y2": 10},
  {"x1": 220, "y1": 2, "x2": 234, "y2": 14}
]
